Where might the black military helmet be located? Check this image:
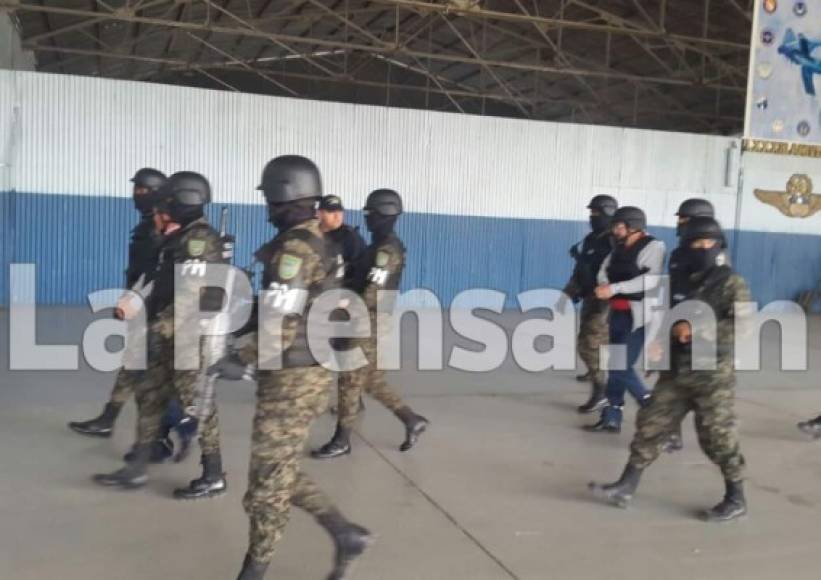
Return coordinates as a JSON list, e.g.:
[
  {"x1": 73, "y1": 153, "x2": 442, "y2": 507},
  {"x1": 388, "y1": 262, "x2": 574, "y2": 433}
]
[
  {"x1": 130, "y1": 168, "x2": 166, "y2": 191},
  {"x1": 611, "y1": 206, "x2": 646, "y2": 231},
  {"x1": 587, "y1": 194, "x2": 618, "y2": 216},
  {"x1": 364, "y1": 189, "x2": 403, "y2": 216},
  {"x1": 676, "y1": 198, "x2": 714, "y2": 218},
  {"x1": 258, "y1": 155, "x2": 322, "y2": 205},
  {"x1": 680, "y1": 216, "x2": 723, "y2": 244},
  {"x1": 163, "y1": 171, "x2": 211, "y2": 206}
]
